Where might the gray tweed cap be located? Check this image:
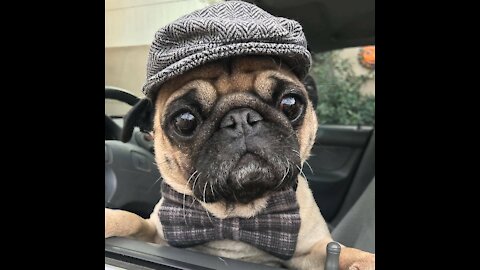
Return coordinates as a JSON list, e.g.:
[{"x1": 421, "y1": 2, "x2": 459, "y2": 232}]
[{"x1": 143, "y1": 0, "x2": 312, "y2": 99}]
